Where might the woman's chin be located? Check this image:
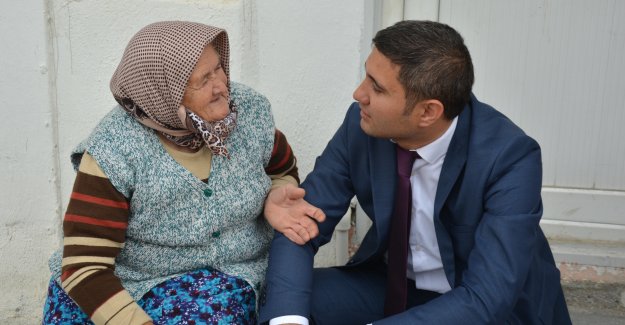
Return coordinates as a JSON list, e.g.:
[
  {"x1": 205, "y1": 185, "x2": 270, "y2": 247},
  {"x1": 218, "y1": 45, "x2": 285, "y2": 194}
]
[{"x1": 199, "y1": 106, "x2": 229, "y2": 121}]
